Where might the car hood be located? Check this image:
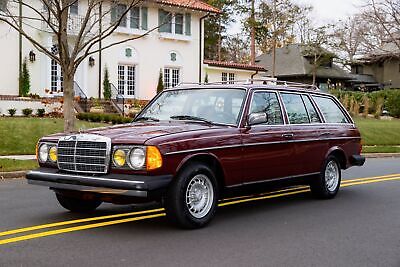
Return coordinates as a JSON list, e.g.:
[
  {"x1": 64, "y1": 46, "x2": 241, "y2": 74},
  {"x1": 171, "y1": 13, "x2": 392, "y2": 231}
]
[{"x1": 45, "y1": 122, "x2": 221, "y2": 144}]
